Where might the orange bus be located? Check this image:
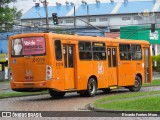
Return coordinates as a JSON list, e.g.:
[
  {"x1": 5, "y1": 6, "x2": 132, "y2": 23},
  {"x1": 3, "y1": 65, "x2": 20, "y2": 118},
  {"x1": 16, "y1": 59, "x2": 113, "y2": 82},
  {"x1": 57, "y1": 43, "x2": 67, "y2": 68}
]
[{"x1": 9, "y1": 33, "x2": 152, "y2": 98}]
